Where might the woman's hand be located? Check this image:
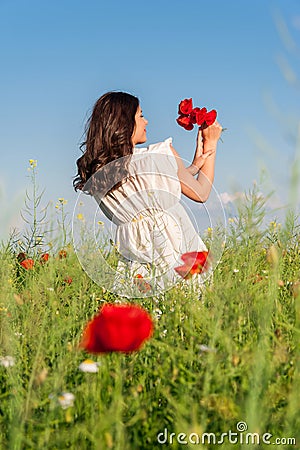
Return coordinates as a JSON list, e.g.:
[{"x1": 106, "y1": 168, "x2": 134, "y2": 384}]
[
  {"x1": 191, "y1": 150, "x2": 215, "y2": 173},
  {"x1": 190, "y1": 128, "x2": 215, "y2": 172},
  {"x1": 202, "y1": 120, "x2": 223, "y2": 151}
]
